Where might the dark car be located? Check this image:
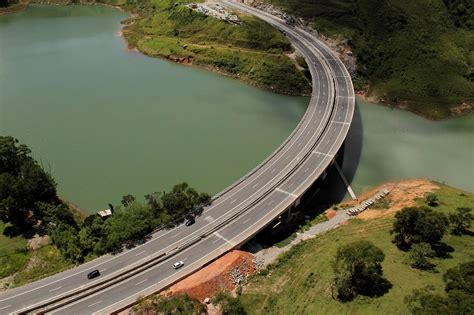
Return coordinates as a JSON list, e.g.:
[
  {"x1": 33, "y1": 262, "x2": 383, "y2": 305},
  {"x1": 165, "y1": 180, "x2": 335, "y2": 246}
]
[
  {"x1": 87, "y1": 269, "x2": 100, "y2": 280},
  {"x1": 185, "y1": 217, "x2": 195, "y2": 226}
]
